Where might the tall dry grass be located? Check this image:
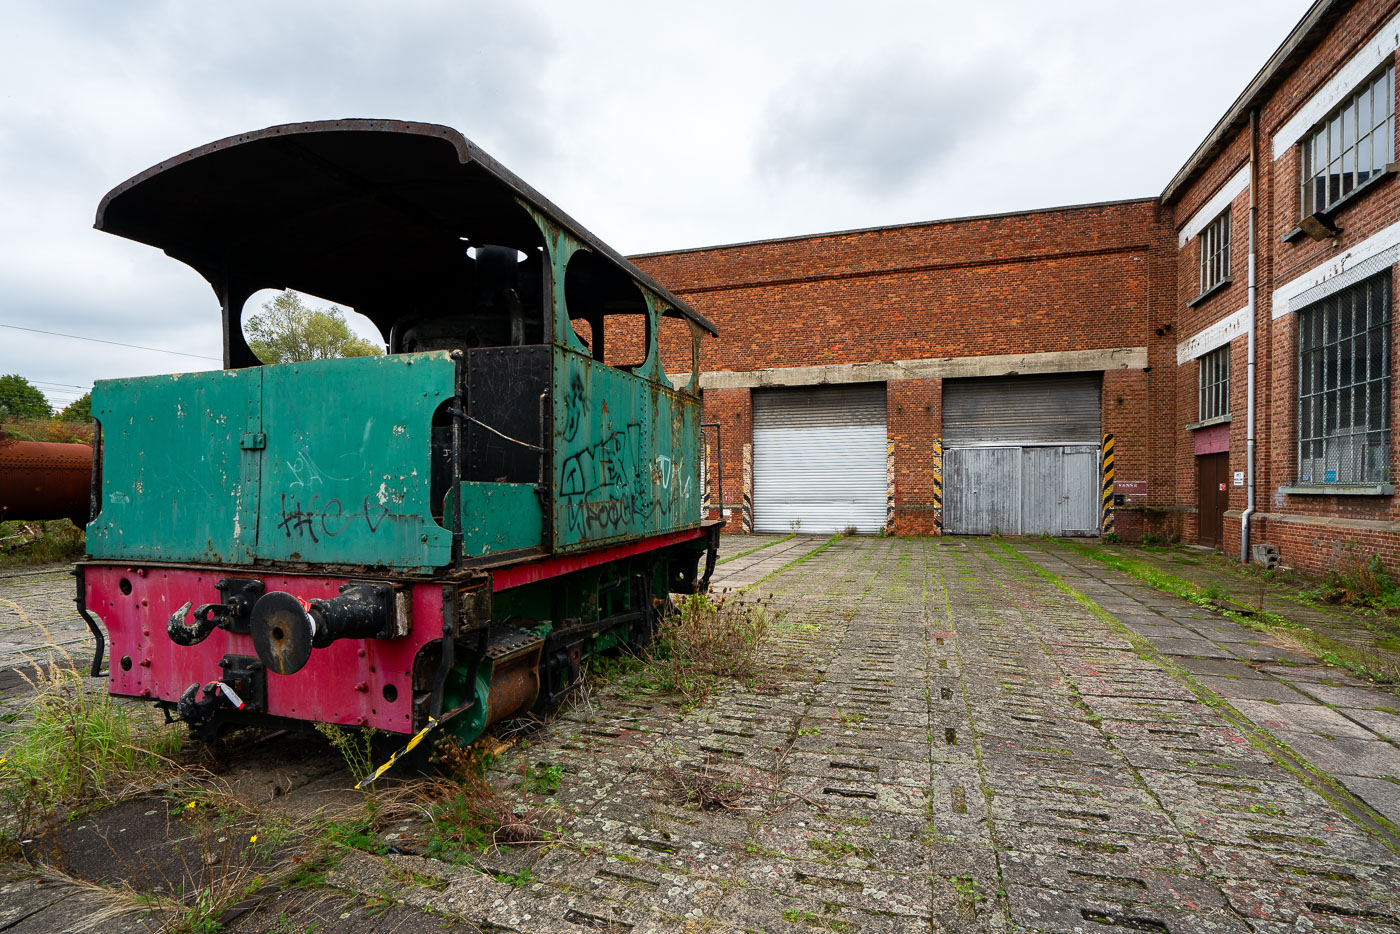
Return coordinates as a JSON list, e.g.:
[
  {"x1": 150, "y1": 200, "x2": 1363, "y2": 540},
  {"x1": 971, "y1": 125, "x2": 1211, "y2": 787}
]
[{"x1": 654, "y1": 593, "x2": 775, "y2": 704}]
